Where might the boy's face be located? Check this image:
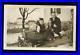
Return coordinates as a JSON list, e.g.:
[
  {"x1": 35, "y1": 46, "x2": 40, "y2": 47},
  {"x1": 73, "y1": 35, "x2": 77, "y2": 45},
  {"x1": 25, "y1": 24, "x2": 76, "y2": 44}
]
[
  {"x1": 48, "y1": 19, "x2": 52, "y2": 26},
  {"x1": 39, "y1": 20, "x2": 44, "y2": 25}
]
